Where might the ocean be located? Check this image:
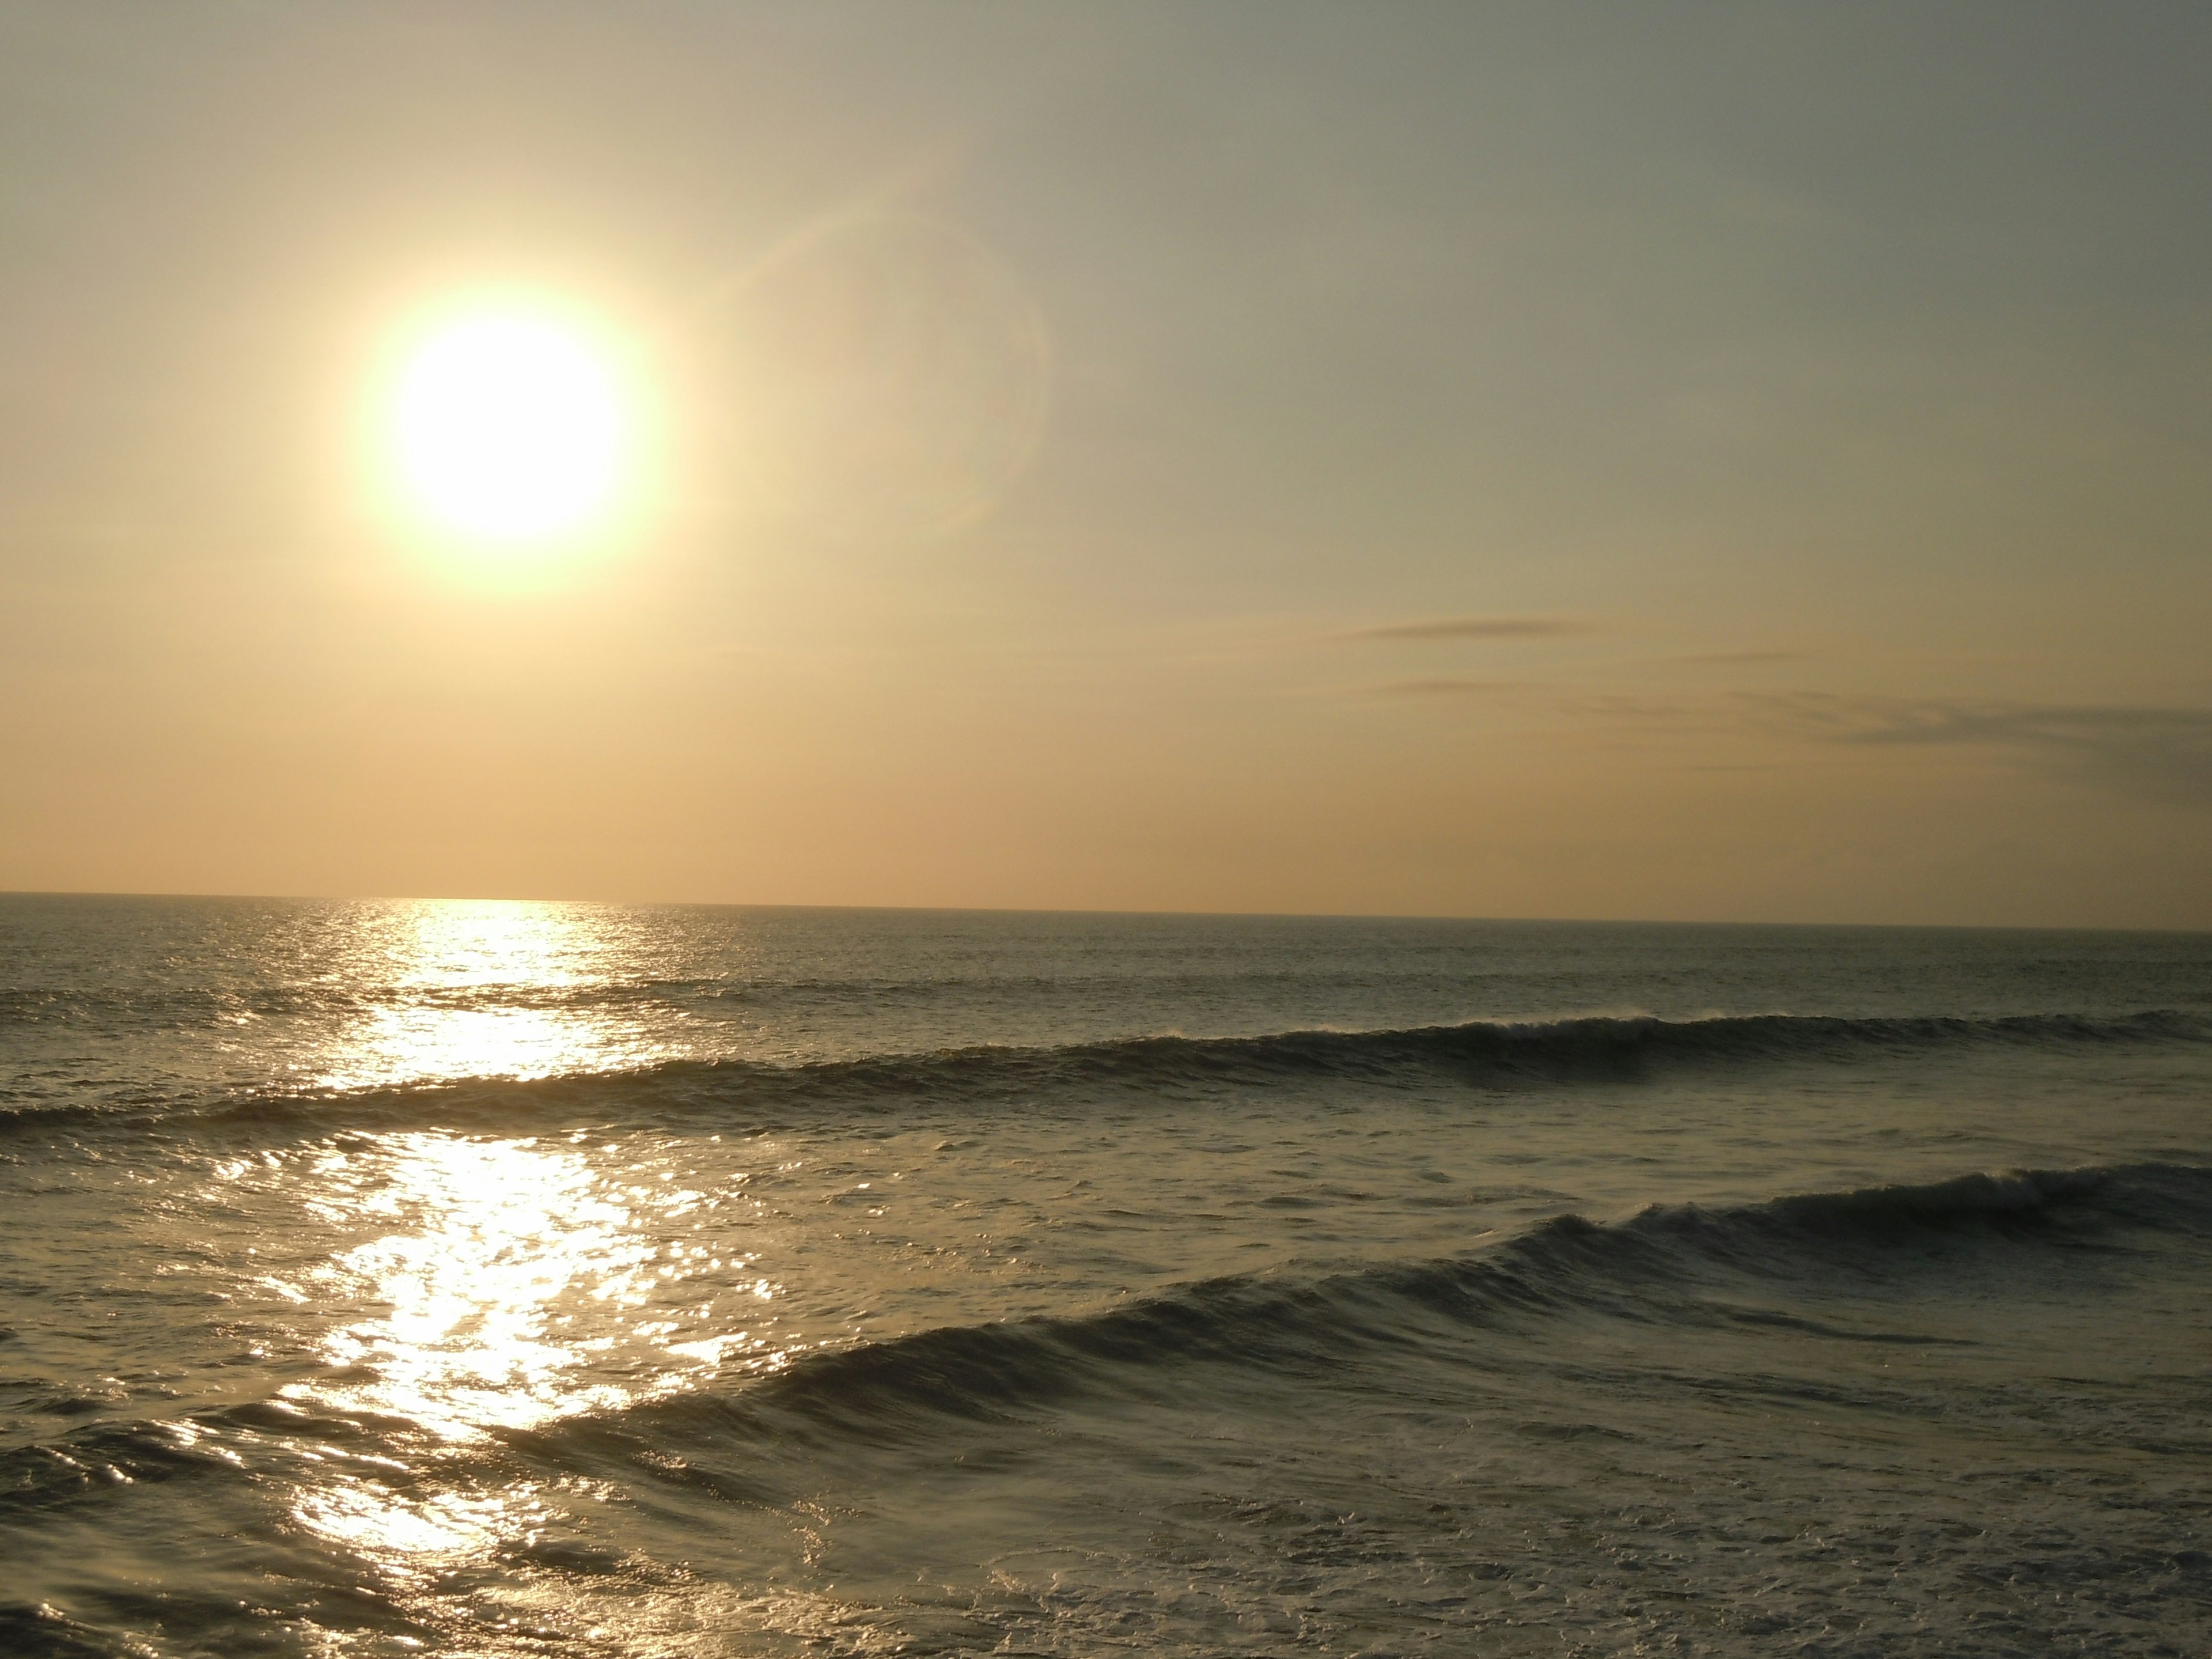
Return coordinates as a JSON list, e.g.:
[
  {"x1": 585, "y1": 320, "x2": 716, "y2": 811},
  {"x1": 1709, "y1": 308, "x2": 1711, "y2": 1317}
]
[{"x1": 2, "y1": 895, "x2": 2208, "y2": 1656}]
